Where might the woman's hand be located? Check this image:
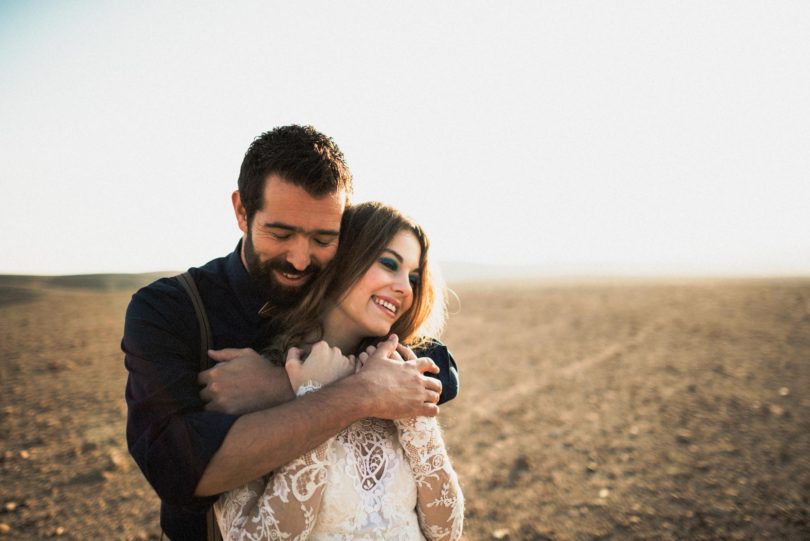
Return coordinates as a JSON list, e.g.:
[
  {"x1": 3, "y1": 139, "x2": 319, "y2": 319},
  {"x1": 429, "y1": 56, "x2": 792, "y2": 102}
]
[{"x1": 285, "y1": 341, "x2": 356, "y2": 393}]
